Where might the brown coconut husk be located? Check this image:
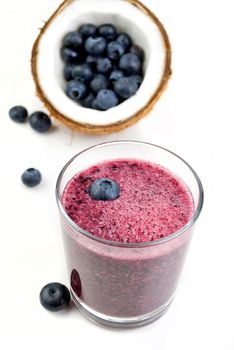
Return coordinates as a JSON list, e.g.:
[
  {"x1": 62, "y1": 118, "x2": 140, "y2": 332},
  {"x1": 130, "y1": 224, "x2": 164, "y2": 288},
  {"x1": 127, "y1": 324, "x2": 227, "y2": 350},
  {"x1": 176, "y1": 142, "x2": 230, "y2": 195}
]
[{"x1": 31, "y1": 0, "x2": 172, "y2": 135}]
